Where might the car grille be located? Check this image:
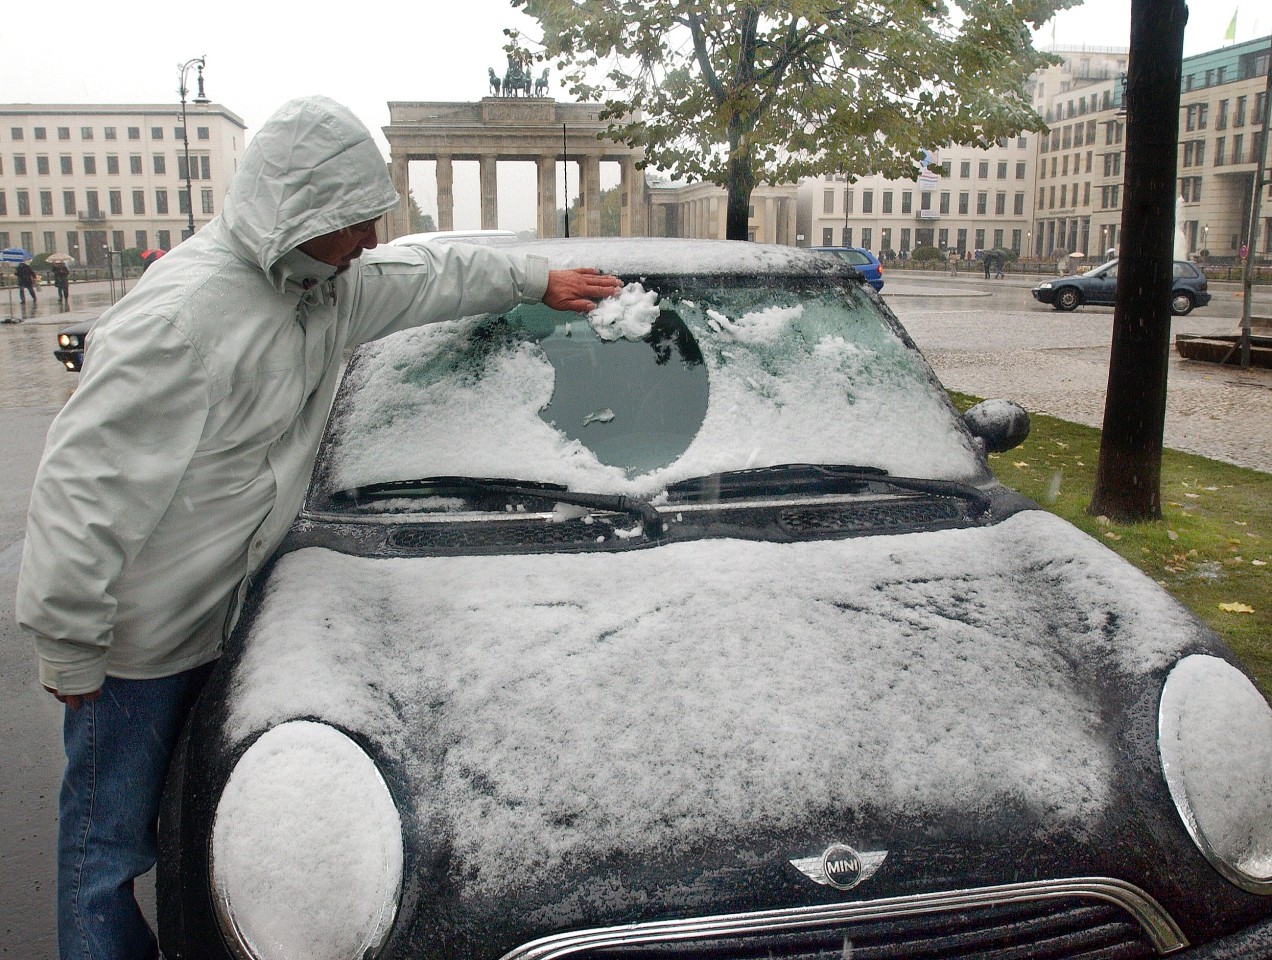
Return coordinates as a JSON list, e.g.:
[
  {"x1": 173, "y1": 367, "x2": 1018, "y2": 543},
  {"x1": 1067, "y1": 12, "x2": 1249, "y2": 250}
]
[
  {"x1": 500, "y1": 880, "x2": 1186, "y2": 960},
  {"x1": 779, "y1": 499, "x2": 965, "y2": 535}
]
